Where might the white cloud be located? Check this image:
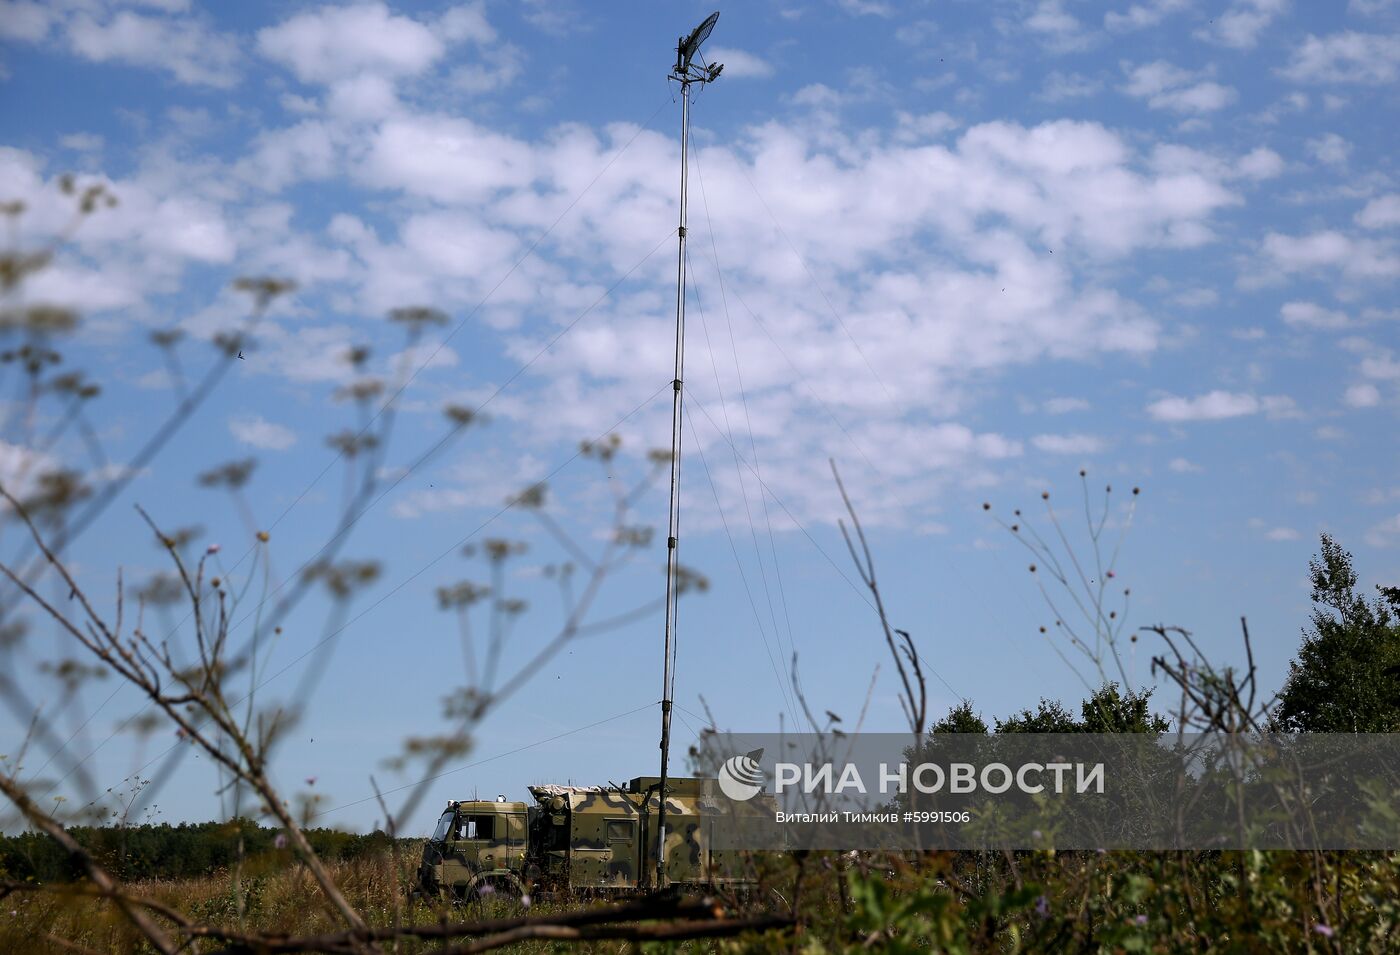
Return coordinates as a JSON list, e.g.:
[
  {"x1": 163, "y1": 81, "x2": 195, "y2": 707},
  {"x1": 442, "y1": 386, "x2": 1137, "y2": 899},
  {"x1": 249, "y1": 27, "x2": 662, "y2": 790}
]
[
  {"x1": 1198, "y1": 0, "x2": 1287, "y2": 50},
  {"x1": 1037, "y1": 71, "x2": 1102, "y2": 101},
  {"x1": 1260, "y1": 231, "x2": 1400, "y2": 281},
  {"x1": 0, "y1": 439, "x2": 59, "y2": 501},
  {"x1": 1280, "y1": 301, "x2": 1350, "y2": 329},
  {"x1": 1122, "y1": 61, "x2": 1237, "y2": 114},
  {"x1": 326, "y1": 75, "x2": 401, "y2": 121},
  {"x1": 1283, "y1": 32, "x2": 1400, "y2": 84},
  {"x1": 1307, "y1": 133, "x2": 1352, "y2": 166},
  {"x1": 706, "y1": 47, "x2": 774, "y2": 79},
  {"x1": 0, "y1": 45, "x2": 1257, "y2": 529},
  {"x1": 447, "y1": 41, "x2": 523, "y2": 94},
  {"x1": 280, "y1": 93, "x2": 320, "y2": 115},
  {"x1": 232, "y1": 205, "x2": 355, "y2": 290},
  {"x1": 83, "y1": 198, "x2": 233, "y2": 265},
  {"x1": 1105, "y1": 0, "x2": 1190, "y2": 32},
  {"x1": 438, "y1": 2, "x2": 496, "y2": 44},
  {"x1": 237, "y1": 121, "x2": 340, "y2": 191},
  {"x1": 351, "y1": 114, "x2": 1239, "y2": 273},
  {"x1": 1345, "y1": 383, "x2": 1382, "y2": 407},
  {"x1": 1360, "y1": 354, "x2": 1400, "y2": 379},
  {"x1": 0, "y1": 148, "x2": 236, "y2": 316},
  {"x1": 893, "y1": 112, "x2": 959, "y2": 143},
  {"x1": 64, "y1": 9, "x2": 240, "y2": 87},
  {"x1": 1169, "y1": 457, "x2": 1202, "y2": 473},
  {"x1": 1264, "y1": 526, "x2": 1301, "y2": 541},
  {"x1": 791, "y1": 83, "x2": 845, "y2": 110},
  {"x1": 248, "y1": 323, "x2": 361, "y2": 385},
  {"x1": 1042, "y1": 397, "x2": 1090, "y2": 414},
  {"x1": 1356, "y1": 195, "x2": 1400, "y2": 229},
  {"x1": 1236, "y1": 147, "x2": 1284, "y2": 180},
  {"x1": 1362, "y1": 487, "x2": 1400, "y2": 505},
  {"x1": 1146, "y1": 390, "x2": 1294, "y2": 421},
  {"x1": 59, "y1": 132, "x2": 103, "y2": 152},
  {"x1": 836, "y1": 0, "x2": 893, "y2": 15},
  {"x1": 228, "y1": 106, "x2": 1251, "y2": 523},
  {"x1": 1026, "y1": 0, "x2": 1075, "y2": 33},
  {"x1": 519, "y1": 0, "x2": 584, "y2": 35},
  {"x1": 1031, "y1": 433, "x2": 1104, "y2": 454},
  {"x1": 229, "y1": 415, "x2": 298, "y2": 450},
  {"x1": 947, "y1": 120, "x2": 1238, "y2": 253},
  {"x1": 358, "y1": 115, "x2": 536, "y2": 203},
  {"x1": 390, "y1": 449, "x2": 552, "y2": 519},
  {"x1": 1174, "y1": 287, "x2": 1219, "y2": 307},
  {"x1": 1026, "y1": 0, "x2": 1089, "y2": 49},
  {"x1": 391, "y1": 342, "x2": 459, "y2": 373},
  {"x1": 257, "y1": 2, "x2": 444, "y2": 84},
  {"x1": 0, "y1": 2, "x2": 53, "y2": 42},
  {"x1": 1, "y1": 0, "x2": 233, "y2": 87},
  {"x1": 1364, "y1": 514, "x2": 1400, "y2": 548}
]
